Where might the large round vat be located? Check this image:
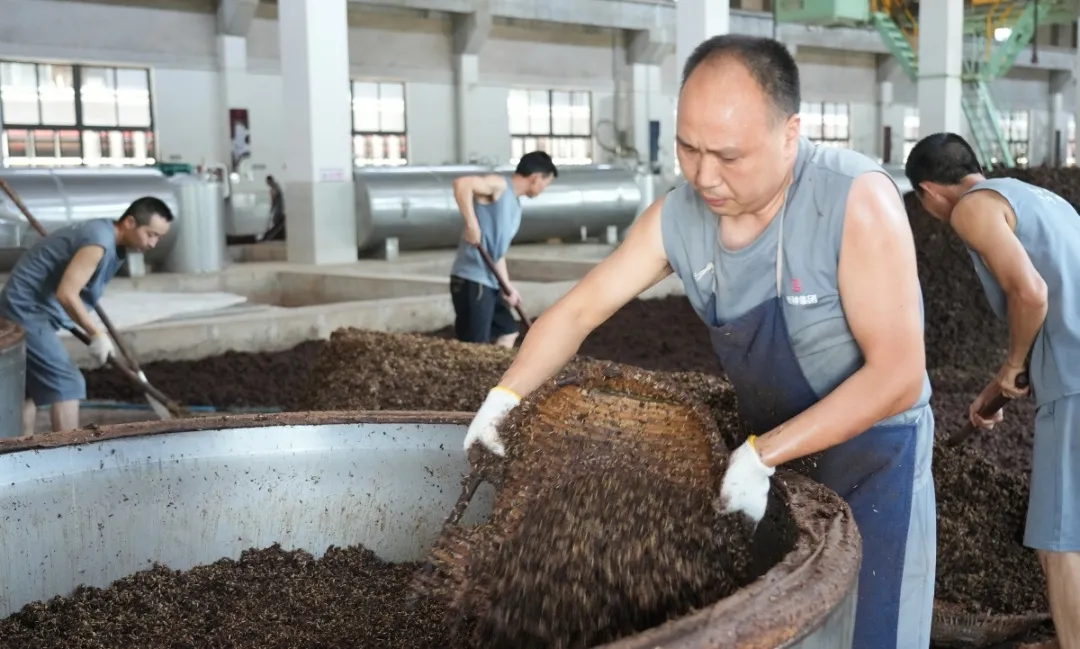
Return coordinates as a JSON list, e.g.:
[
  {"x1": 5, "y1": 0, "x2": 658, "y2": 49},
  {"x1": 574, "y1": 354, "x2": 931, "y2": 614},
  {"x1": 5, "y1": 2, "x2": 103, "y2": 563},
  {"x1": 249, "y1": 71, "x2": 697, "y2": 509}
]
[
  {"x1": 0, "y1": 318, "x2": 26, "y2": 439},
  {"x1": 0, "y1": 168, "x2": 181, "y2": 270},
  {"x1": 0, "y1": 412, "x2": 860, "y2": 647},
  {"x1": 354, "y1": 164, "x2": 642, "y2": 251}
]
